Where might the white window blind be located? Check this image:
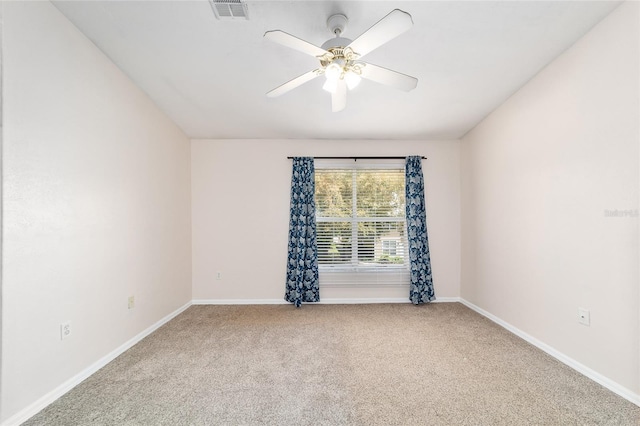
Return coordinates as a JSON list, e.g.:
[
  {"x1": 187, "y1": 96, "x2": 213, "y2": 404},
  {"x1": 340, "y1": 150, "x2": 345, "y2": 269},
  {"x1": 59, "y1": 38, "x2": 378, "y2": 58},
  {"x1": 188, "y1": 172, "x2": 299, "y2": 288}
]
[{"x1": 315, "y1": 162, "x2": 410, "y2": 287}]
